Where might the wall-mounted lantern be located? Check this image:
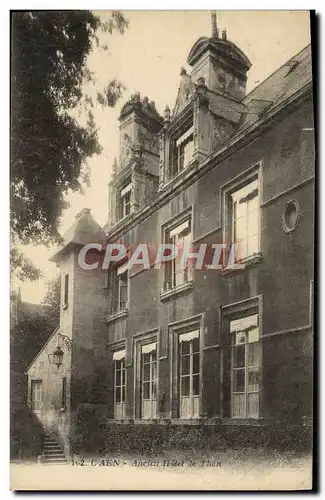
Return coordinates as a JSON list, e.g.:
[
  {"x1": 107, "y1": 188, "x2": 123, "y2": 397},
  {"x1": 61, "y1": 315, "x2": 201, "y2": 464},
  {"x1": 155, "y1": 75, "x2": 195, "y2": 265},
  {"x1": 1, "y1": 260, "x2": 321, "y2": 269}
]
[{"x1": 48, "y1": 345, "x2": 64, "y2": 369}]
